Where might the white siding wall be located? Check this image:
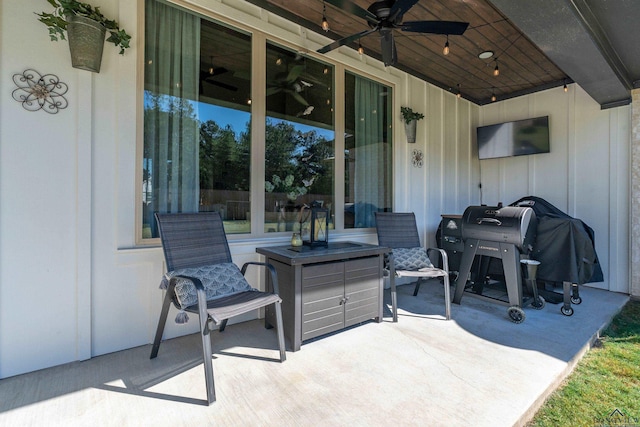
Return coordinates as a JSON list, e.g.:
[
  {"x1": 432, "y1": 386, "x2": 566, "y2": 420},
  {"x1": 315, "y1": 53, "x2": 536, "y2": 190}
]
[
  {"x1": 0, "y1": 0, "x2": 631, "y2": 378},
  {"x1": 477, "y1": 85, "x2": 630, "y2": 293},
  {"x1": 1, "y1": 0, "x2": 92, "y2": 377}
]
